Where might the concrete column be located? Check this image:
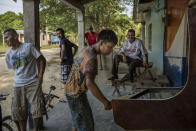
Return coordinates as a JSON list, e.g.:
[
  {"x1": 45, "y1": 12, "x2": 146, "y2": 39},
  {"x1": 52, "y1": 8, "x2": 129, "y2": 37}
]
[
  {"x1": 77, "y1": 9, "x2": 85, "y2": 52},
  {"x1": 60, "y1": 0, "x2": 85, "y2": 52},
  {"x1": 23, "y1": 0, "x2": 40, "y2": 50},
  {"x1": 141, "y1": 21, "x2": 146, "y2": 45},
  {"x1": 40, "y1": 33, "x2": 42, "y2": 47},
  {"x1": 46, "y1": 26, "x2": 48, "y2": 46},
  {"x1": 2, "y1": 33, "x2": 4, "y2": 46},
  {"x1": 23, "y1": 0, "x2": 40, "y2": 129}
]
